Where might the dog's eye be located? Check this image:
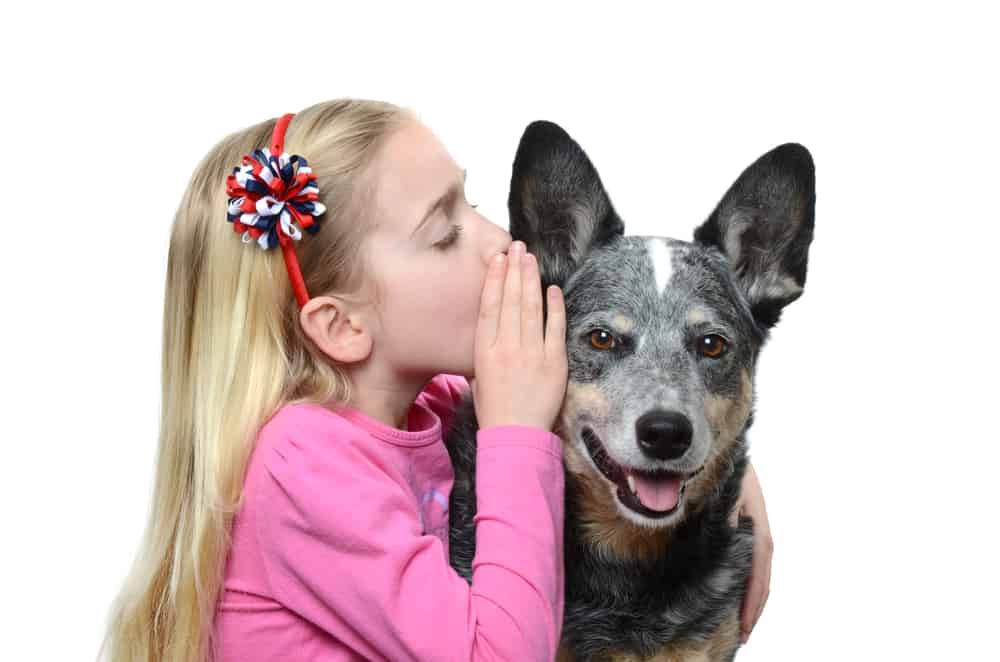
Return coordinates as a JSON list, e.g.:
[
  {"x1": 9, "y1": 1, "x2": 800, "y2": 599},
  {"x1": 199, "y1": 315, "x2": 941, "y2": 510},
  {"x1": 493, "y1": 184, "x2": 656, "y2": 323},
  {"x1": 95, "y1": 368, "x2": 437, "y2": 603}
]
[
  {"x1": 589, "y1": 329, "x2": 616, "y2": 350},
  {"x1": 697, "y1": 334, "x2": 727, "y2": 358}
]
